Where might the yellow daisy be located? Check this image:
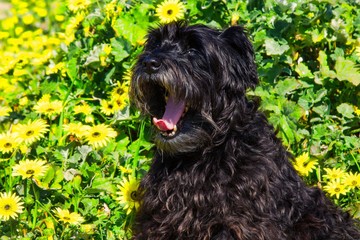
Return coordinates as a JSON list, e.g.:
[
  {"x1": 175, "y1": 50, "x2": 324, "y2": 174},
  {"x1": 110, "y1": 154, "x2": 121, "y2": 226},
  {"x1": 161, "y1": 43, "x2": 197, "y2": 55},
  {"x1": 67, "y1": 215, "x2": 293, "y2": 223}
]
[
  {"x1": 83, "y1": 124, "x2": 117, "y2": 148},
  {"x1": 12, "y1": 119, "x2": 49, "y2": 145},
  {"x1": 67, "y1": 0, "x2": 91, "y2": 12},
  {"x1": 116, "y1": 176, "x2": 140, "y2": 215},
  {"x1": 111, "y1": 94, "x2": 127, "y2": 111},
  {"x1": 12, "y1": 159, "x2": 49, "y2": 179},
  {"x1": 73, "y1": 103, "x2": 92, "y2": 115},
  {"x1": 323, "y1": 168, "x2": 346, "y2": 182},
  {"x1": 122, "y1": 69, "x2": 132, "y2": 82},
  {"x1": 293, "y1": 152, "x2": 318, "y2": 177},
  {"x1": 54, "y1": 208, "x2": 84, "y2": 225},
  {"x1": 323, "y1": 180, "x2": 349, "y2": 199},
  {"x1": 63, "y1": 122, "x2": 90, "y2": 138},
  {"x1": 343, "y1": 172, "x2": 360, "y2": 190},
  {"x1": 33, "y1": 98, "x2": 63, "y2": 117},
  {"x1": 0, "y1": 106, "x2": 12, "y2": 117},
  {"x1": 112, "y1": 82, "x2": 129, "y2": 97},
  {"x1": 100, "y1": 99, "x2": 117, "y2": 116},
  {"x1": 155, "y1": 0, "x2": 185, "y2": 24},
  {"x1": 0, "y1": 132, "x2": 18, "y2": 154},
  {"x1": 0, "y1": 192, "x2": 24, "y2": 221}
]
